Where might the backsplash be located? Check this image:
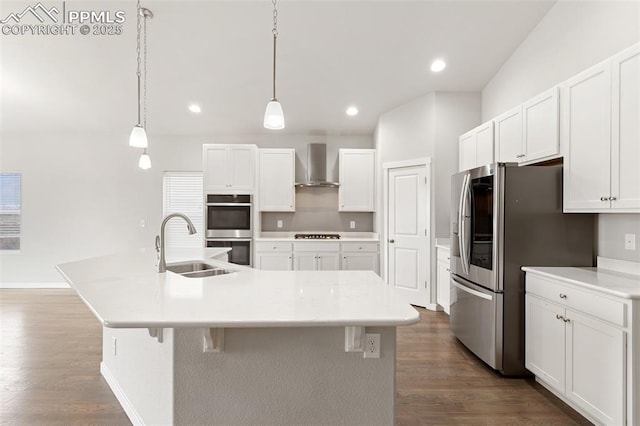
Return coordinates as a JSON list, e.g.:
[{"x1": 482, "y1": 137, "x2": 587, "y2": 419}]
[{"x1": 261, "y1": 187, "x2": 374, "y2": 232}]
